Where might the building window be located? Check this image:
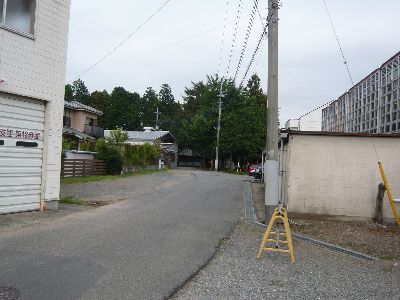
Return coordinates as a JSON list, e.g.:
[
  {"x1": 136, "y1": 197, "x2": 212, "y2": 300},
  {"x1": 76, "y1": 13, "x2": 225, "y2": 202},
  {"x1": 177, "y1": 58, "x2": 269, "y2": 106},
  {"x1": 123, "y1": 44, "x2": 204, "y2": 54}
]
[{"x1": 0, "y1": 0, "x2": 36, "y2": 35}]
